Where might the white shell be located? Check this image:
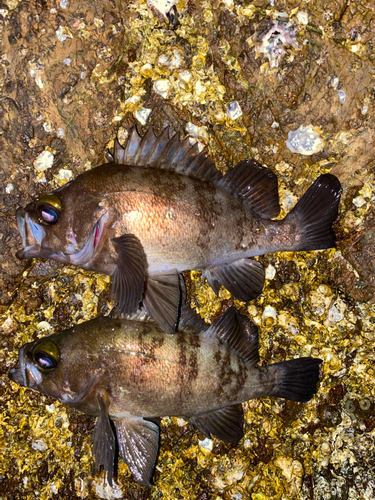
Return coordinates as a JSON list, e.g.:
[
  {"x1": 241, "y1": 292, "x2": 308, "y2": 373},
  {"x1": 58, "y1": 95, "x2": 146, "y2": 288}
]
[
  {"x1": 226, "y1": 101, "x2": 243, "y2": 120},
  {"x1": 286, "y1": 125, "x2": 324, "y2": 155},
  {"x1": 32, "y1": 439, "x2": 48, "y2": 452},
  {"x1": 153, "y1": 79, "x2": 171, "y2": 98},
  {"x1": 36, "y1": 321, "x2": 51, "y2": 330},
  {"x1": 134, "y1": 107, "x2": 152, "y2": 126},
  {"x1": 297, "y1": 11, "x2": 309, "y2": 25},
  {"x1": 265, "y1": 264, "x2": 276, "y2": 280},
  {"x1": 56, "y1": 26, "x2": 72, "y2": 42},
  {"x1": 328, "y1": 304, "x2": 345, "y2": 323},
  {"x1": 199, "y1": 437, "x2": 213, "y2": 452},
  {"x1": 262, "y1": 305, "x2": 277, "y2": 321},
  {"x1": 247, "y1": 13, "x2": 298, "y2": 69},
  {"x1": 337, "y1": 90, "x2": 346, "y2": 104},
  {"x1": 353, "y1": 195, "x2": 366, "y2": 208},
  {"x1": 147, "y1": 0, "x2": 177, "y2": 17},
  {"x1": 34, "y1": 150, "x2": 54, "y2": 171},
  {"x1": 185, "y1": 122, "x2": 208, "y2": 141}
]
